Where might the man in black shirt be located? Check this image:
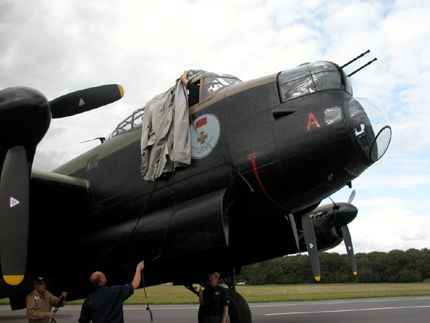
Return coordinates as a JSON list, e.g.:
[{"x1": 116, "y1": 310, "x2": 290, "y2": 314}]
[
  {"x1": 181, "y1": 70, "x2": 200, "y2": 106},
  {"x1": 199, "y1": 272, "x2": 229, "y2": 323}
]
